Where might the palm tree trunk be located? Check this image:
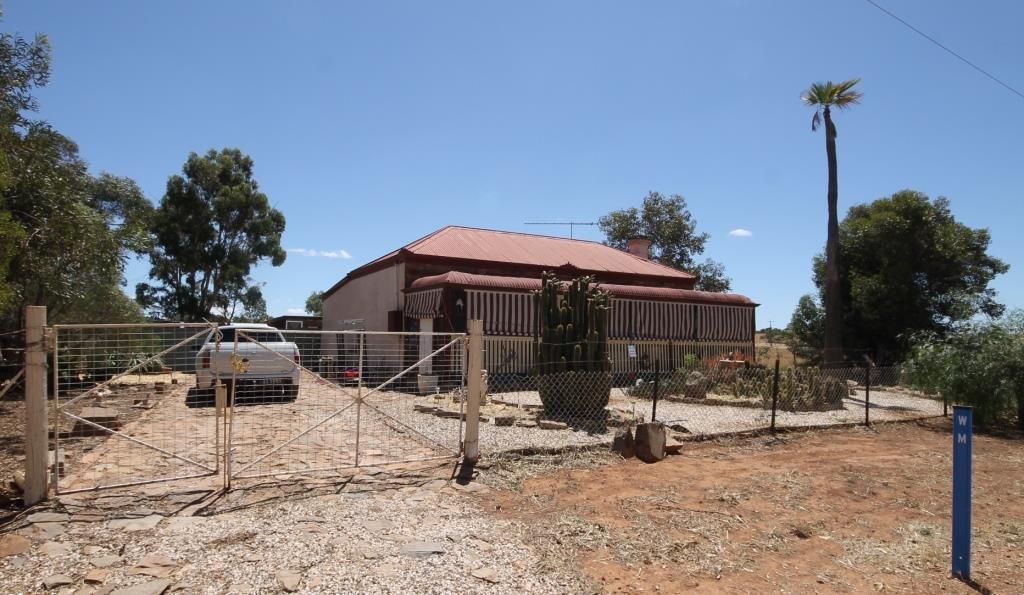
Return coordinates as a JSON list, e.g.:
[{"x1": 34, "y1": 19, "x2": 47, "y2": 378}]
[{"x1": 822, "y1": 106, "x2": 844, "y2": 365}]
